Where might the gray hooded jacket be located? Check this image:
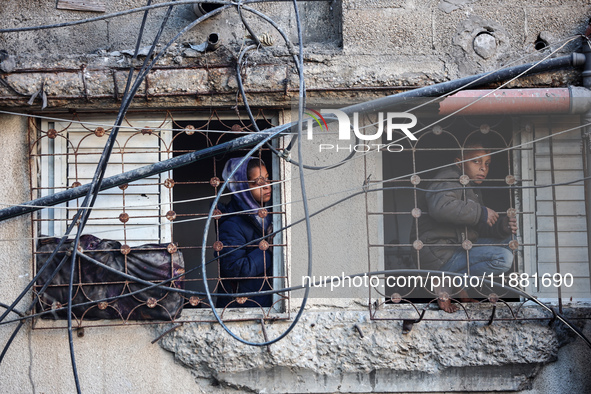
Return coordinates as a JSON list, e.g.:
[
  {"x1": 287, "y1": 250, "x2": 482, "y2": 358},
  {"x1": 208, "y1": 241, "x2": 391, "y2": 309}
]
[{"x1": 411, "y1": 165, "x2": 511, "y2": 269}]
